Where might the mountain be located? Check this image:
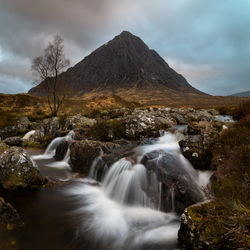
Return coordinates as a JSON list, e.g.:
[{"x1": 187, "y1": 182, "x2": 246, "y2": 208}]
[
  {"x1": 28, "y1": 31, "x2": 205, "y2": 102},
  {"x1": 231, "y1": 90, "x2": 250, "y2": 97}
]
